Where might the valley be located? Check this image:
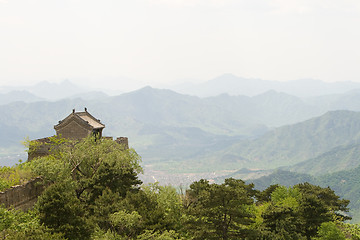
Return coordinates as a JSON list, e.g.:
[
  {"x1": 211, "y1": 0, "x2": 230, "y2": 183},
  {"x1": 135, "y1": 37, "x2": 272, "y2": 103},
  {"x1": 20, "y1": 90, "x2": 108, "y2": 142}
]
[{"x1": 2, "y1": 77, "x2": 360, "y2": 222}]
